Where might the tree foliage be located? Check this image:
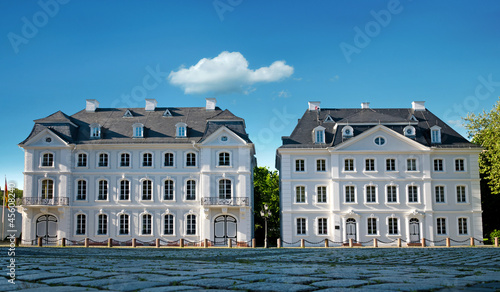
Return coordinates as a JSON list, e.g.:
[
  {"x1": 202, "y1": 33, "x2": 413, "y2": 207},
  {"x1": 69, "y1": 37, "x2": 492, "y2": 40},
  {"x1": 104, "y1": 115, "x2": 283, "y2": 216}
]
[
  {"x1": 464, "y1": 99, "x2": 500, "y2": 194},
  {"x1": 253, "y1": 166, "x2": 280, "y2": 244}
]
